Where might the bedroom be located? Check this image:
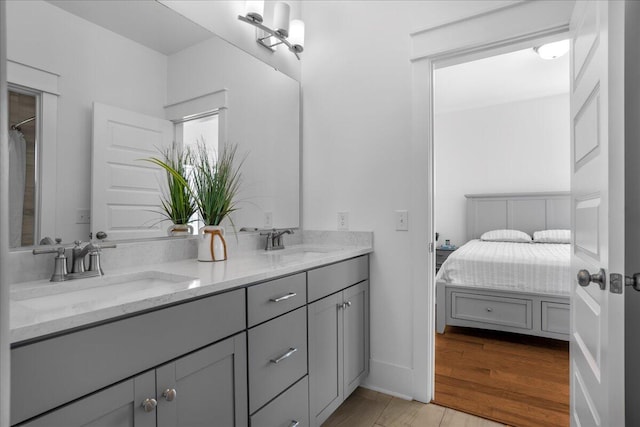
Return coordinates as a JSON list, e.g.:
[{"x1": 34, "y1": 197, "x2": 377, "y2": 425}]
[{"x1": 433, "y1": 42, "x2": 570, "y2": 426}]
